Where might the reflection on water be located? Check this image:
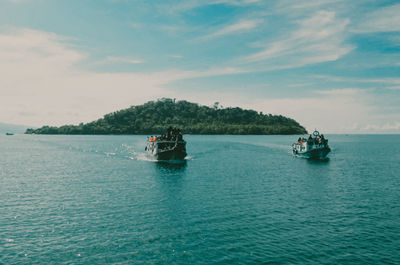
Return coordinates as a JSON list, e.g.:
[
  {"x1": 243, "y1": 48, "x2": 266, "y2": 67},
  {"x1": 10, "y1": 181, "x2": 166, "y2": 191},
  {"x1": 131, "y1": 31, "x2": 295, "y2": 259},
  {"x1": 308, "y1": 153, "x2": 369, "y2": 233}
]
[
  {"x1": 155, "y1": 160, "x2": 187, "y2": 172},
  {"x1": 153, "y1": 160, "x2": 187, "y2": 200},
  {"x1": 2, "y1": 135, "x2": 400, "y2": 264},
  {"x1": 306, "y1": 157, "x2": 330, "y2": 164}
]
